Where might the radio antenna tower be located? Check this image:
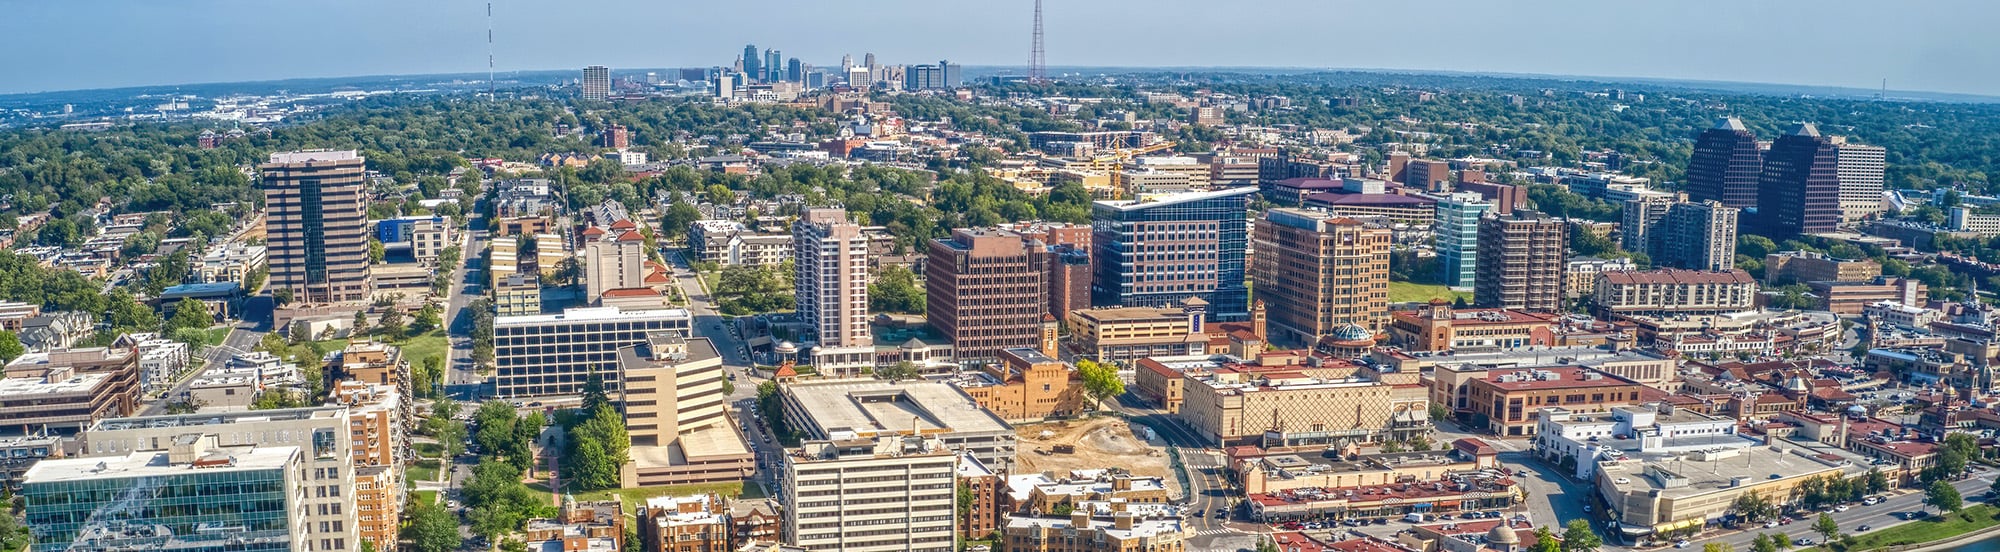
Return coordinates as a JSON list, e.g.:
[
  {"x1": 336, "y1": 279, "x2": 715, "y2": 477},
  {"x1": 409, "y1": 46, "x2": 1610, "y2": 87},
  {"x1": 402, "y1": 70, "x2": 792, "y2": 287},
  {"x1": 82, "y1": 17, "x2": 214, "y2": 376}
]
[
  {"x1": 1030, "y1": 0, "x2": 1046, "y2": 84},
  {"x1": 487, "y1": 2, "x2": 496, "y2": 97}
]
